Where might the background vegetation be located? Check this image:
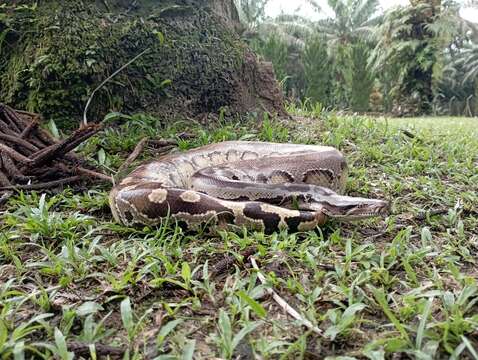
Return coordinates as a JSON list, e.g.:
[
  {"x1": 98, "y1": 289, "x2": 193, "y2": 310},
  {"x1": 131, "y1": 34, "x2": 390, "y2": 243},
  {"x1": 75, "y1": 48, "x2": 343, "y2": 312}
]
[{"x1": 238, "y1": 0, "x2": 478, "y2": 116}]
